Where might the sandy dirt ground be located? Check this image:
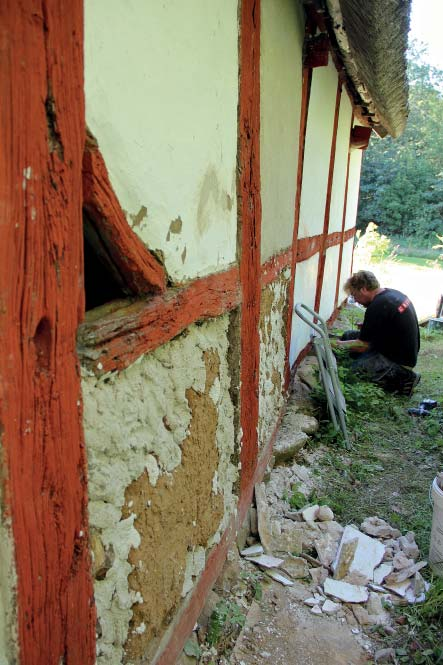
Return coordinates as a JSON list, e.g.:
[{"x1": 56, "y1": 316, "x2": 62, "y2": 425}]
[
  {"x1": 351, "y1": 259, "x2": 442, "y2": 321},
  {"x1": 231, "y1": 580, "x2": 371, "y2": 665}
]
